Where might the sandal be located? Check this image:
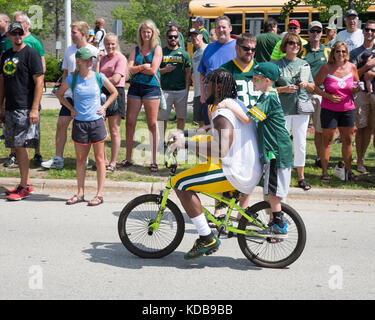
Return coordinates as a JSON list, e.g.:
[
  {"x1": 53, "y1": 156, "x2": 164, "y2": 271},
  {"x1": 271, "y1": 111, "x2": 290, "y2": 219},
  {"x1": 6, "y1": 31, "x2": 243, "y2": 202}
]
[
  {"x1": 347, "y1": 171, "x2": 359, "y2": 182},
  {"x1": 150, "y1": 163, "x2": 158, "y2": 172},
  {"x1": 320, "y1": 174, "x2": 330, "y2": 184},
  {"x1": 87, "y1": 195, "x2": 103, "y2": 206},
  {"x1": 297, "y1": 179, "x2": 311, "y2": 191},
  {"x1": 120, "y1": 159, "x2": 132, "y2": 168},
  {"x1": 66, "y1": 194, "x2": 85, "y2": 205},
  {"x1": 106, "y1": 165, "x2": 116, "y2": 172}
]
